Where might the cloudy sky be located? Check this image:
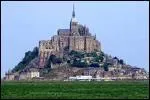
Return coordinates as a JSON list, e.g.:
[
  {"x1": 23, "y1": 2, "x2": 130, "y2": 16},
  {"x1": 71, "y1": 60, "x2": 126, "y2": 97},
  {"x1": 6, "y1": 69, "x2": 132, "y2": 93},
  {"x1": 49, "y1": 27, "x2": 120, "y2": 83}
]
[{"x1": 1, "y1": 1, "x2": 149, "y2": 77}]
